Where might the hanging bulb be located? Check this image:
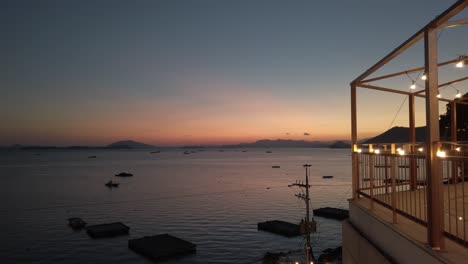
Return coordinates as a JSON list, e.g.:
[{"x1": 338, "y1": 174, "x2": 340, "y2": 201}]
[
  {"x1": 421, "y1": 74, "x2": 427, "y2": 80},
  {"x1": 456, "y1": 91, "x2": 462, "y2": 98},
  {"x1": 410, "y1": 82, "x2": 416, "y2": 89},
  {"x1": 437, "y1": 93, "x2": 441, "y2": 98},
  {"x1": 456, "y1": 61, "x2": 464, "y2": 68}
]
